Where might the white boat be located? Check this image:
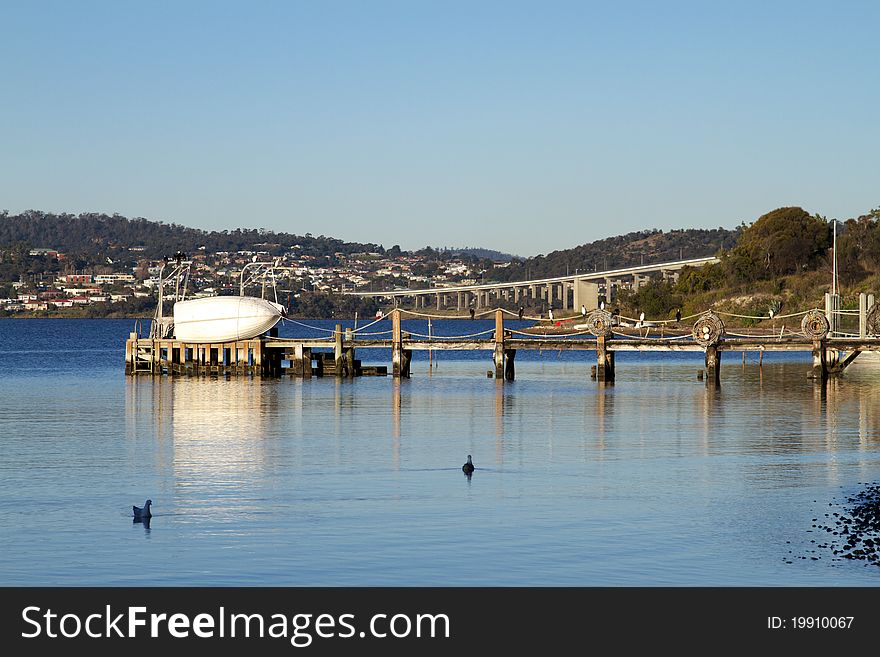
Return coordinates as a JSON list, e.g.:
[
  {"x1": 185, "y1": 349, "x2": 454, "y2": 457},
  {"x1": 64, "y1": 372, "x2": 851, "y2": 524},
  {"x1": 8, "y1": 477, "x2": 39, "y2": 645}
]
[{"x1": 172, "y1": 296, "x2": 286, "y2": 343}]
